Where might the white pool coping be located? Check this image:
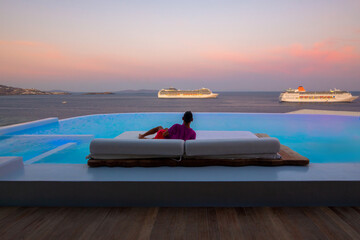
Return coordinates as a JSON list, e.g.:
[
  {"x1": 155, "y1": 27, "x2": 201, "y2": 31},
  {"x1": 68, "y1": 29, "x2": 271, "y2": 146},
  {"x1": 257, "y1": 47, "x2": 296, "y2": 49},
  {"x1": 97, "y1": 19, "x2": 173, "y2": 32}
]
[
  {"x1": 1, "y1": 163, "x2": 360, "y2": 182},
  {"x1": 0, "y1": 157, "x2": 23, "y2": 176},
  {"x1": 0, "y1": 118, "x2": 58, "y2": 135}
]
